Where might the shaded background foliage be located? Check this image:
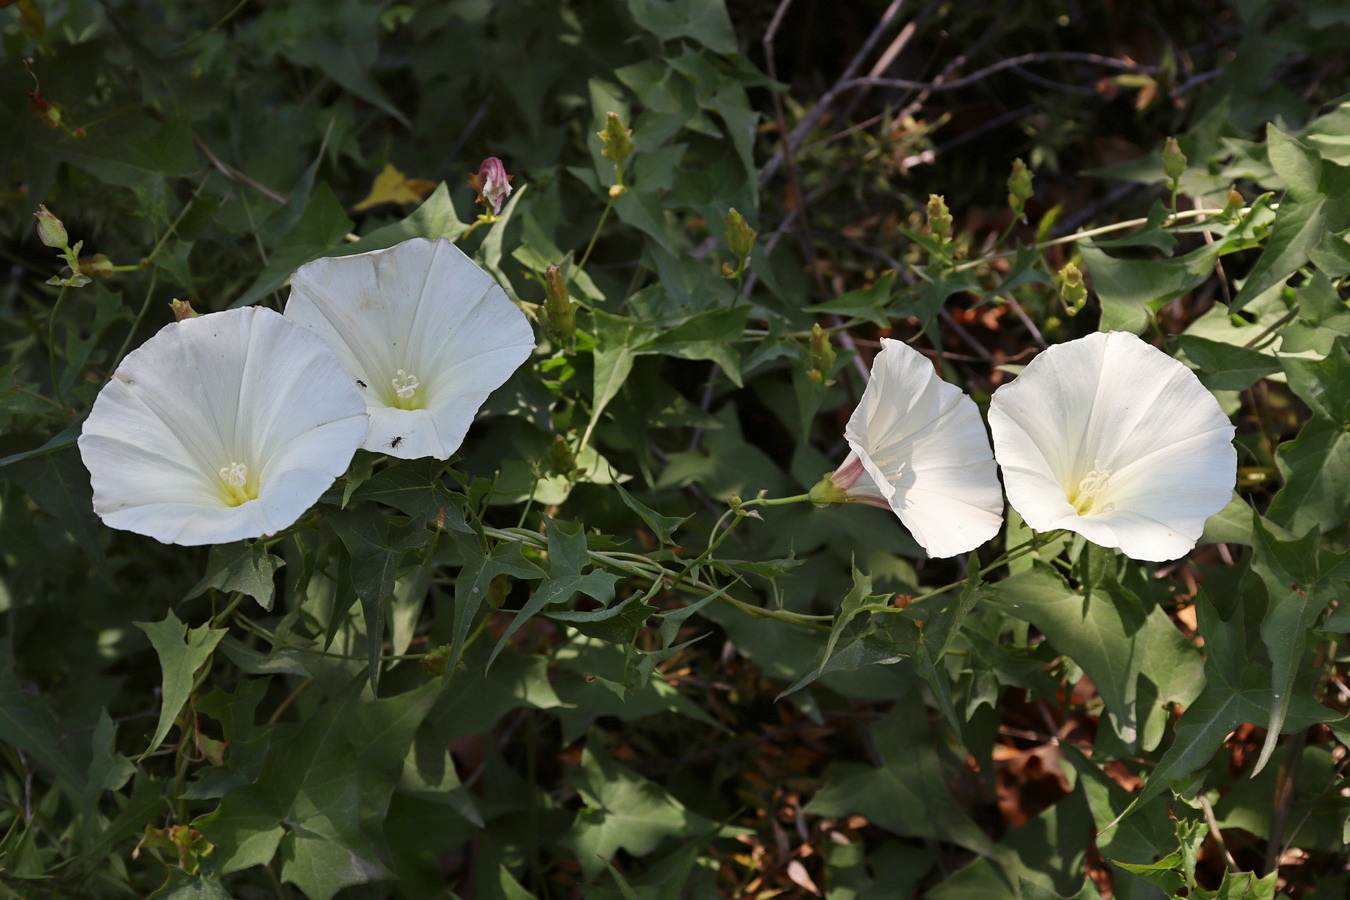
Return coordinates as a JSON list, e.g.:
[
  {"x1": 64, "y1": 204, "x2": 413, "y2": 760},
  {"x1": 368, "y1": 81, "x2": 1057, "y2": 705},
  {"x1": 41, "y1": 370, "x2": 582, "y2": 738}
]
[{"x1": 2, "y1": 0, "x2": 1350, "y2": 898}]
